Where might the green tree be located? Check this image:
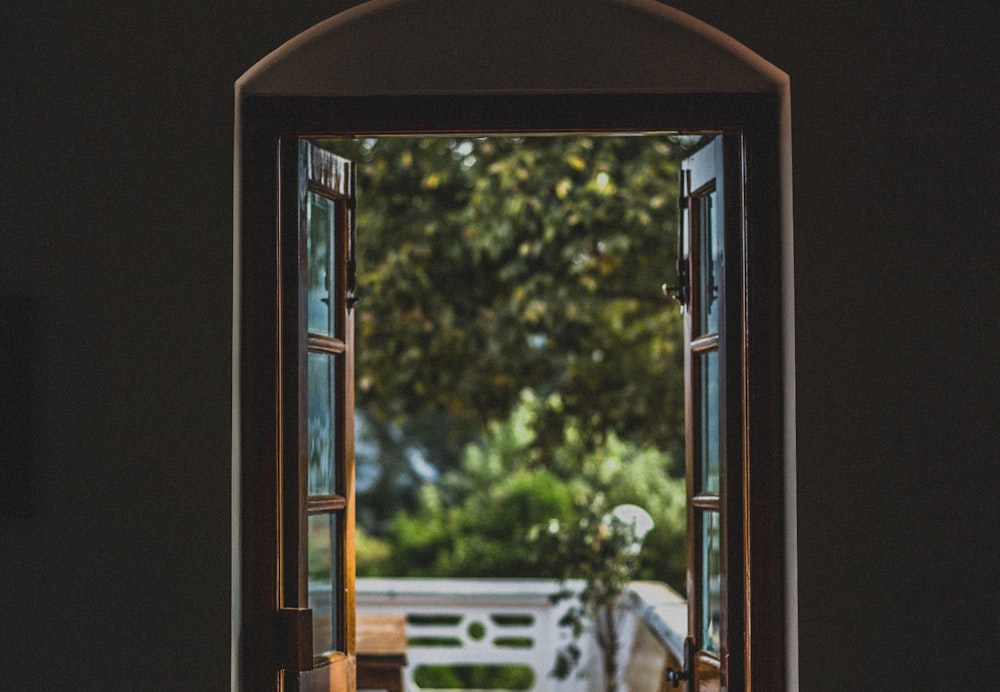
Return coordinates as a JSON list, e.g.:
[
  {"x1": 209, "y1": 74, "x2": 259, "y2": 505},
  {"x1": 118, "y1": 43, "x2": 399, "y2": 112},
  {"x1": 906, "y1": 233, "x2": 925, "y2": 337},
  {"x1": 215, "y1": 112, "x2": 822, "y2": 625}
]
[{"x1": 321, "y1": 136, "x2": 688, "y2": 509}]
